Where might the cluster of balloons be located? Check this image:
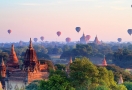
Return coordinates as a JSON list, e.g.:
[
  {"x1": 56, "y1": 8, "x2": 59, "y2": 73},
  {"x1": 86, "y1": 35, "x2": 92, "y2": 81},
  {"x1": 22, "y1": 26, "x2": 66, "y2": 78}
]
[{"x1": 7, "y1": 26, "x2": 91, "y2": 43}]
